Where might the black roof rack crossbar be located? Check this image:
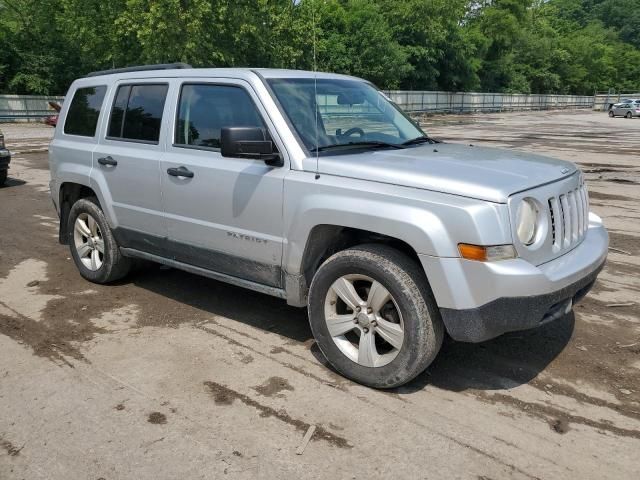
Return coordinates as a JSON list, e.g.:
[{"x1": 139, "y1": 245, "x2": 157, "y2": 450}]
[{"x1": 86, "y1": 63, "x2": 192, "y2": 77}]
